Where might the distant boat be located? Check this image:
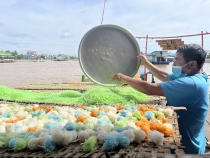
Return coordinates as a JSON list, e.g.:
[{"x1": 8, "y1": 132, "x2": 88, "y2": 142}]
[
  {"x1": 205, "y1": 58, "x2": 210, "y2": 63},
  {"x1": 54, "y1": 54, "x2": 68, "y2": 61},
  {"x1": 0, "y1": 59, "x2": 15, "y2": 63},
  {"x1": 32, "y1": 60, "x2": 45, "y2": 62},
  {"x1": 151, "y1": 61, "x2": 170, "y2": 64},
  {"x1": 146, "y1": 51, "x2": 174, "y2": 64},
  {"x1": 167, "y1": 57, "x2": 174, "y2": 62}
]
